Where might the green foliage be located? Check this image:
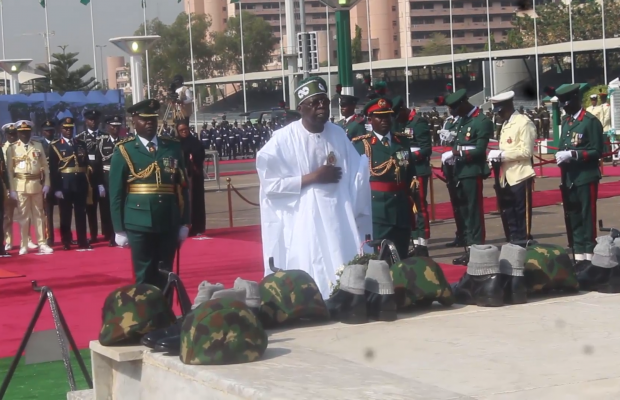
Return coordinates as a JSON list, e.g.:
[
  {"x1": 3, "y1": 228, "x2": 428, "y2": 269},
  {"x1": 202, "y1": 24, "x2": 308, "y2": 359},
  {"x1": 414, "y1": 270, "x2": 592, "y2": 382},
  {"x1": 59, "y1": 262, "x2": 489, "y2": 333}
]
[
  {"x1": 212, "y1": 11, "x2": 278, "y2": 74},
  {"x1": 351, "y1": 25, "x2": 363, "y2": 63},
  {"x1": 34, "y1": 46, "x2": 98, "y2": 93},
  {"x1": 582, "y1": 84, "x2": 607, "y2": 105},
  {"x1": 419, "y1": 33, "x2": 450, "y2": 57}
]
